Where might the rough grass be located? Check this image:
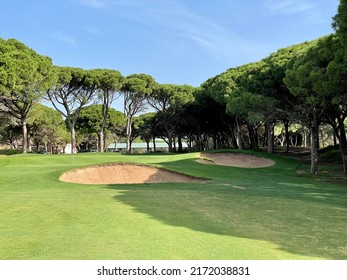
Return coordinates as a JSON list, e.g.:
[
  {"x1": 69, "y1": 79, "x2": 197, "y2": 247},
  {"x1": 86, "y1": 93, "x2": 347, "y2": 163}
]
[{"x1": 0, "y1": 151, "x2": 346, "y2": 260}]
